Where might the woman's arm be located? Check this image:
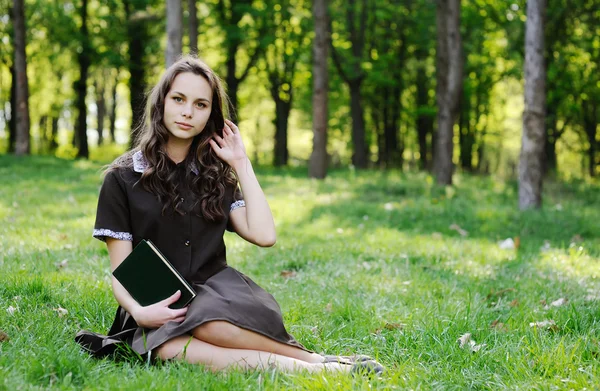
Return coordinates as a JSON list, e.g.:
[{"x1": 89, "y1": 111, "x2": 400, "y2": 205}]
[
  {"x1": 209, "y1": 119, "x2": 276, "y2": 247},
  {"x1": 229, "y1": 157, "x2": 276, "y2": 247},
  {"x1": 106, "y1": 238, "x2": 187, "y2": 328}
]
